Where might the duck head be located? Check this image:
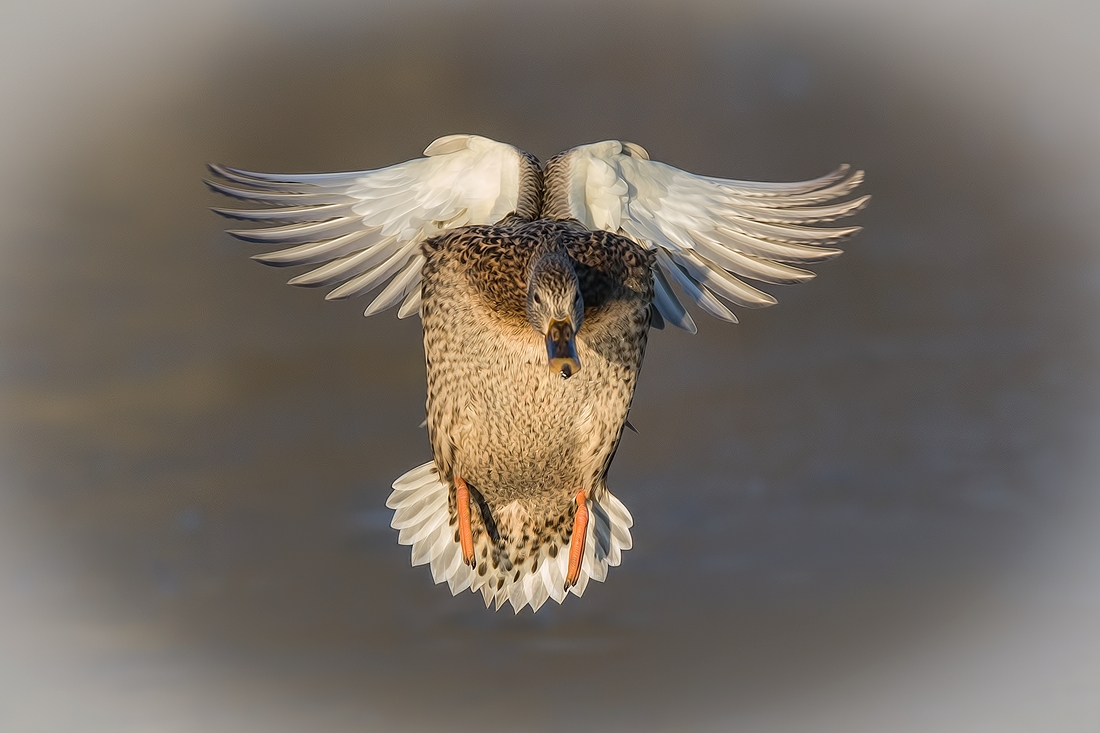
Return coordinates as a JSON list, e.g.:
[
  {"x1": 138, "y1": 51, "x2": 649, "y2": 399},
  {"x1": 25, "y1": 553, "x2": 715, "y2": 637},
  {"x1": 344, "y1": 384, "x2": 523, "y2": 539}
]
[{"x1": 526, "y1": 251, "x2": 583, "y2": 379}]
